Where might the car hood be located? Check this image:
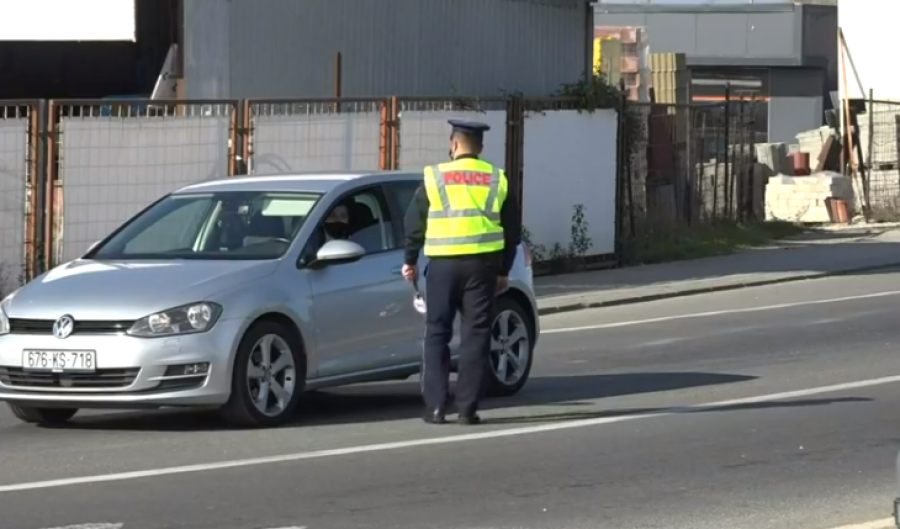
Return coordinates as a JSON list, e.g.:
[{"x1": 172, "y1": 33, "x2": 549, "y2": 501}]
[{"x1": 4, "y1": 259, "x2": 279, "y2": 320}]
